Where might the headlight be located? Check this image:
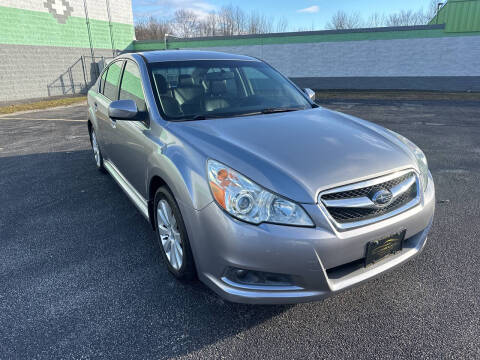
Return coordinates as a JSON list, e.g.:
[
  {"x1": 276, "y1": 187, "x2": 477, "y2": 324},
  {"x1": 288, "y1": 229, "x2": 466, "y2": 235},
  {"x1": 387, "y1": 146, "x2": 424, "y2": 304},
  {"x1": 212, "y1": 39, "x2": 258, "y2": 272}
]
[
  {"x1": 207, "y1": 159, "x2": 314, "y2": 227},
  {"x1": 388, "y1": 130, "x2": 429, "y2": 191}
]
